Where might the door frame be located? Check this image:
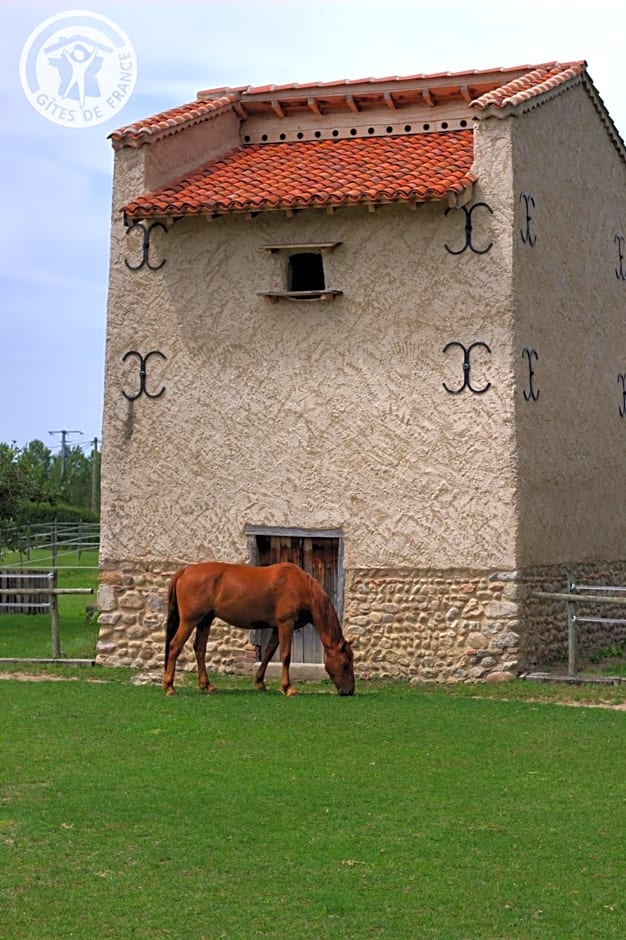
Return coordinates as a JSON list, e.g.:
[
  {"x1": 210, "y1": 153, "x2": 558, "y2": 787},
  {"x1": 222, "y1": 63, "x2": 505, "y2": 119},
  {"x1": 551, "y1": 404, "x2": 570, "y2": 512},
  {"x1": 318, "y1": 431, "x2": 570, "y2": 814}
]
[
  {"x1": 245, "y1": 525, "x2": 344, "y2": 617},
  {"x1": 245, "y1": 525, "x2": 344, "y2": 665}
]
